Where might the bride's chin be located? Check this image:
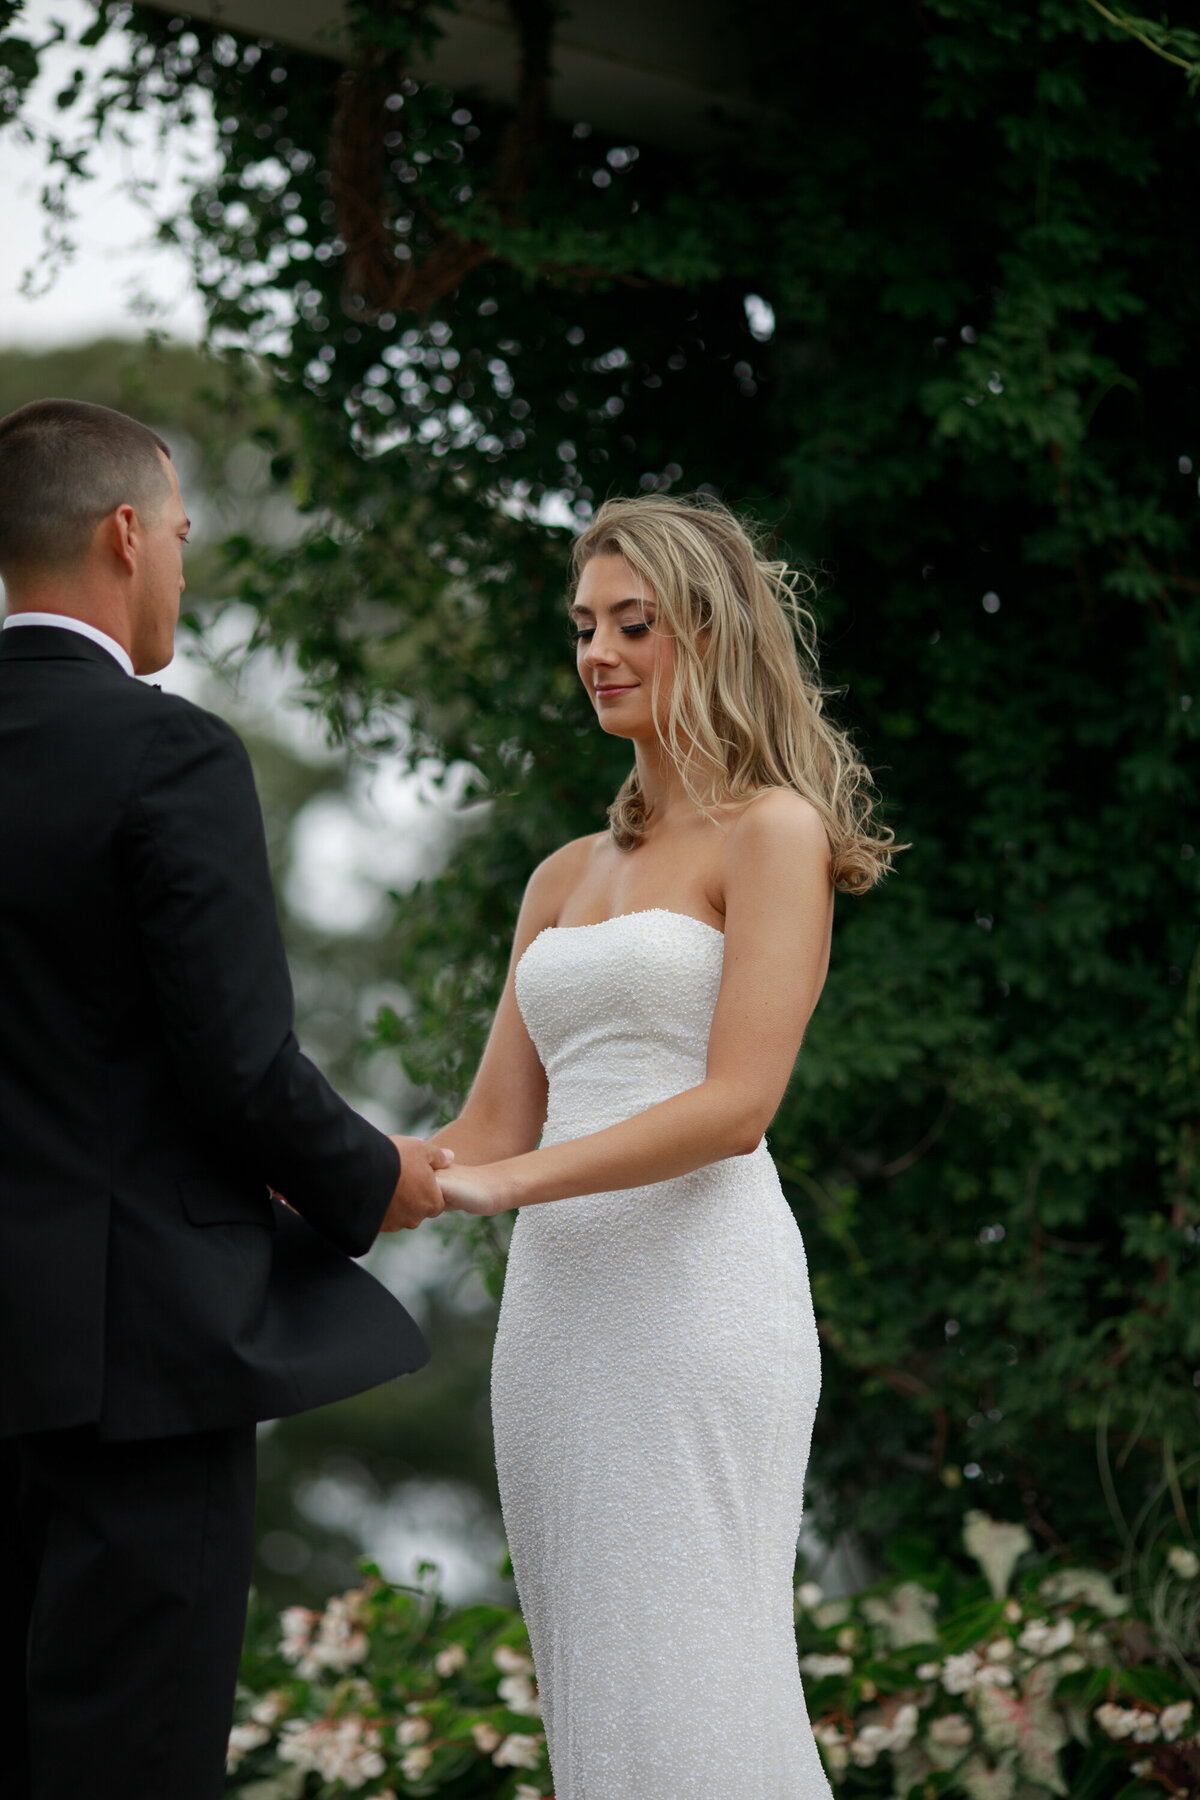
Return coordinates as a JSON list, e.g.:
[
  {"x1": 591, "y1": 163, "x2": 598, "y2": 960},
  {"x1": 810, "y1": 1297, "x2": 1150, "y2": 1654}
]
[{"x1": 593, "y1": 711, "x2": 646, "y2": 741}]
